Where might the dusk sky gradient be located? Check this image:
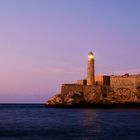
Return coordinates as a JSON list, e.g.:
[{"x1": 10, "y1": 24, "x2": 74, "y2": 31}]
[{"x1": 0, "y1": 0, "x2": 140, "y2": 103}]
